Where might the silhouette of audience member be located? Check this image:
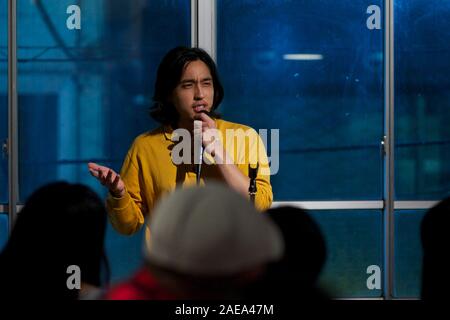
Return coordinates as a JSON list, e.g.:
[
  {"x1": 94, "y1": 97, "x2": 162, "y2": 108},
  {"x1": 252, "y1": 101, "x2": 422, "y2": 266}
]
[
  {"x1": 421, "y1": 196, "x2": 450, "y2": 301},
  {"x1": 104, "y1": 182, "x2": 284, "y2": 300},
  {"x1": 0, "y1": 182, "x2": 110, "y2": 300},
  {"x1": 246, "y1": 206, "x2": 328, "y2": 300}
]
